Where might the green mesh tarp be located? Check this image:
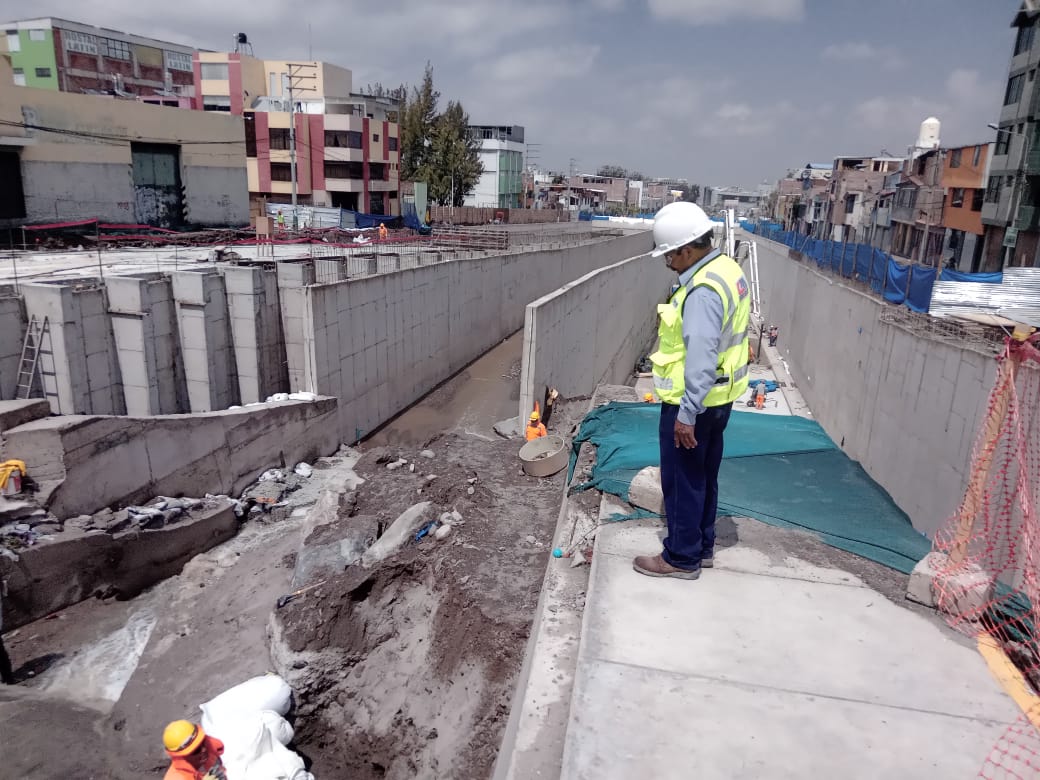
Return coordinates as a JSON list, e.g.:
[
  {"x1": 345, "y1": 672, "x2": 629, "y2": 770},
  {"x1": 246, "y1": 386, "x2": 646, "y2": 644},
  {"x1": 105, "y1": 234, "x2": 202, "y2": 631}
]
[{"x1": 568, "y1": 402, "x2": 931, "y2": 574}]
